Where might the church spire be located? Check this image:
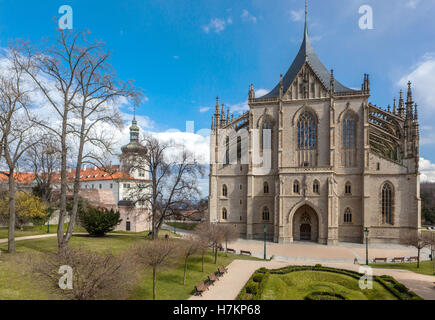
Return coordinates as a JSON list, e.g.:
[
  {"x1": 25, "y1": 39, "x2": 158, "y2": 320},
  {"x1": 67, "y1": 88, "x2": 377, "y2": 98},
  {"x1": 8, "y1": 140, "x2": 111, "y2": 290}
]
[
  {"x1": 304, "y1": 0, "x2": 308, "y2": 37},
  {"x1": 406, "y1": 81, "x2": 414, "y2": 120},
  {"x1": 398, "y1": 90, "x2": 405, "y2": 118}
]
